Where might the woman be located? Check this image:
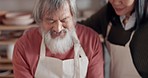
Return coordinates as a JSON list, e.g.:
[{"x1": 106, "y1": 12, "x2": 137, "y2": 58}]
[{"x1": 80, "y1": 0, "x2": 148, "y2": 78}]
